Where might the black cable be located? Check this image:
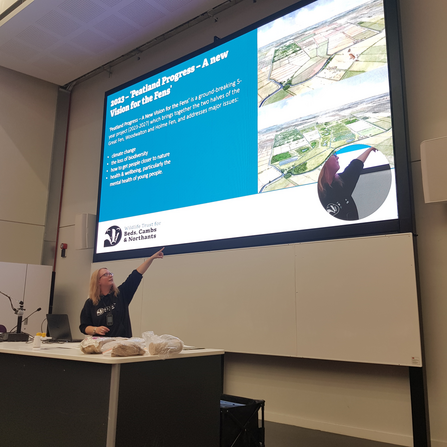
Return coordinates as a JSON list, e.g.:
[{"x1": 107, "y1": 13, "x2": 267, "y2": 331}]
[
  {"x1": 0, "y1": 290, "x2": 18, "y2": 313},
  {"x1": 9, "y1": 308, "x2": 42, "y2": 332}
]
